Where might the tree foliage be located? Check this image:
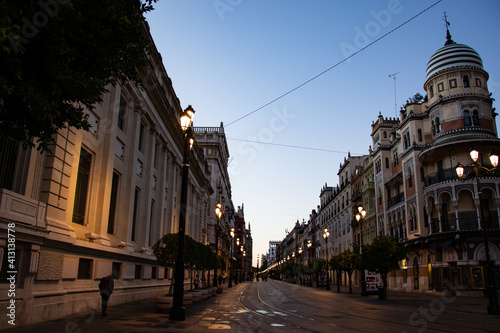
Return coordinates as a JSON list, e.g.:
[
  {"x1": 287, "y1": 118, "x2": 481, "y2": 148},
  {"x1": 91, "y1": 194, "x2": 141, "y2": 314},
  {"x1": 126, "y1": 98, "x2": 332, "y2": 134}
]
[
  {"x1": 152, "y1": 233, "x2": 218, "y2": 270},
  {"x1": 408, "y1": 92, "x2": 424, "y2": 104},
  {"x1": 0, "y1": 0, "x2": 157, "y2": 151},
  {"x1": 362, "y1": 235, "x2": 407, "y2": 299}
]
